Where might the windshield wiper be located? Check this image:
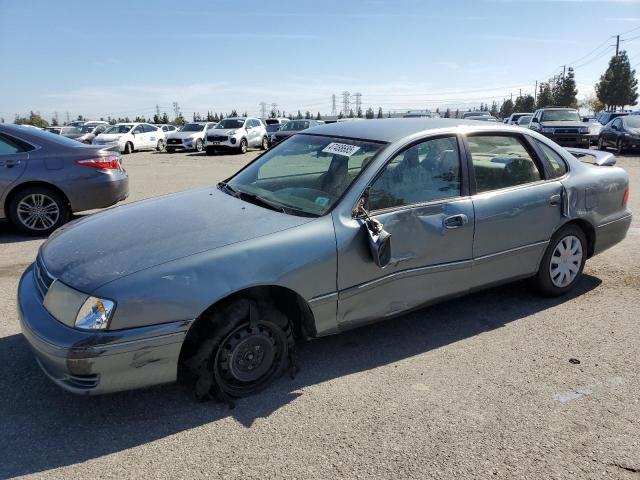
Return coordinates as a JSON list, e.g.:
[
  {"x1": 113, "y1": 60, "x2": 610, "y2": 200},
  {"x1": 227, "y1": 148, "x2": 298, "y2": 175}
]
[
  {"x1": 218, "y1": 182, "x2": 318, "y2": 217},
  {"x1": 218, "y1": 181, "x2": 241, "y2": 198}
]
